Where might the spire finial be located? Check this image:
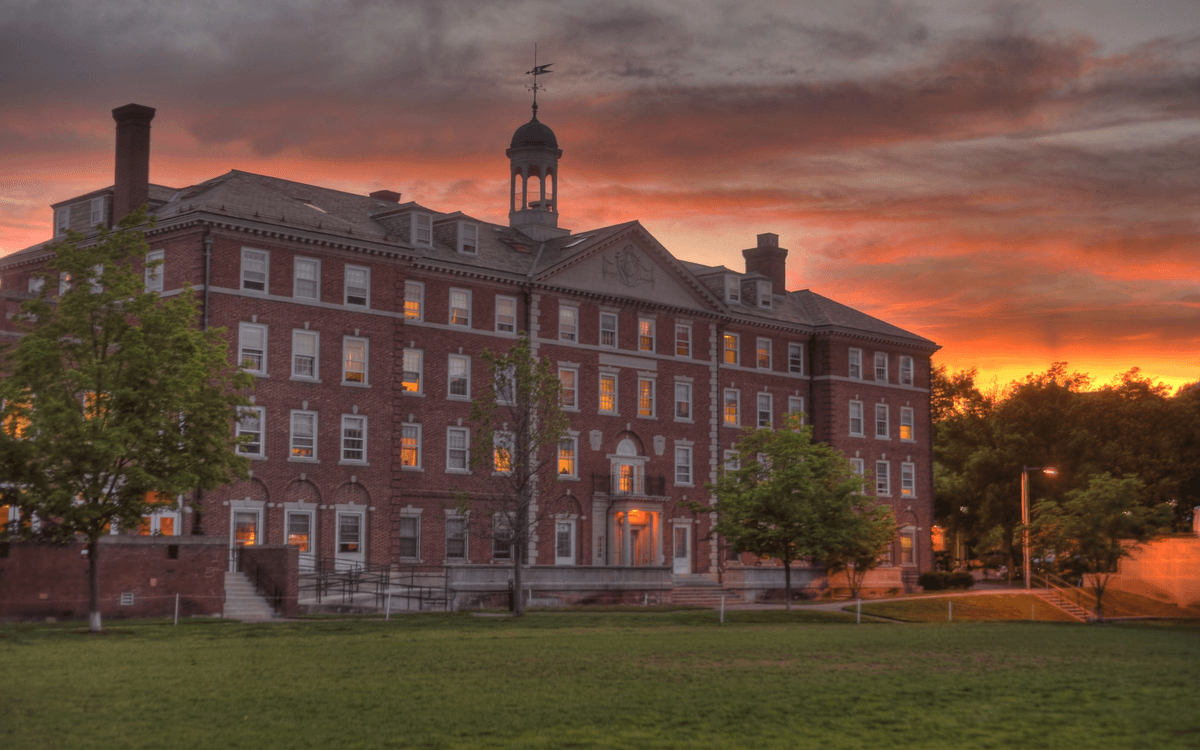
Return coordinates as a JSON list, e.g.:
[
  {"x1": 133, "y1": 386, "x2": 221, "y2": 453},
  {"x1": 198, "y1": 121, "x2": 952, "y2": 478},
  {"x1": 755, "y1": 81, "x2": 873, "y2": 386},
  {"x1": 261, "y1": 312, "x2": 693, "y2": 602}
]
[{"x1": 525, "y1": 43, "x2": 552, "y2": 116}]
